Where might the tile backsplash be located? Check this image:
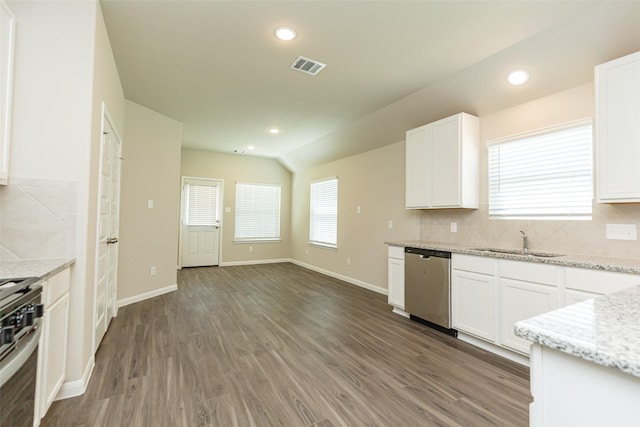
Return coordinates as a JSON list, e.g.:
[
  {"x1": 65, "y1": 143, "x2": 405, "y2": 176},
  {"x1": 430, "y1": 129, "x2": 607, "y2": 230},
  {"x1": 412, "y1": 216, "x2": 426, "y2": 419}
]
[
  {"x1": 0, "y1": 177, "x2": 78, "y2": 260},
  {"x1": 420, "y1": 203, "x2": 640, "y2": 260}
]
